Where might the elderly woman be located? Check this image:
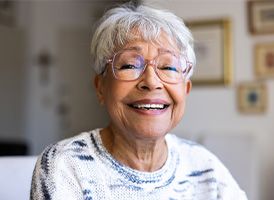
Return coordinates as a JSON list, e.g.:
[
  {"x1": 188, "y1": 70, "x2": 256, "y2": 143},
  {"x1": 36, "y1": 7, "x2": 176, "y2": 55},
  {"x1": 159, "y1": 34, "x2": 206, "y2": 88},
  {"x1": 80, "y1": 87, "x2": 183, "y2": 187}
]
[{"x1": 31, "y1": 4, "x2": 247, "y2": 200}]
